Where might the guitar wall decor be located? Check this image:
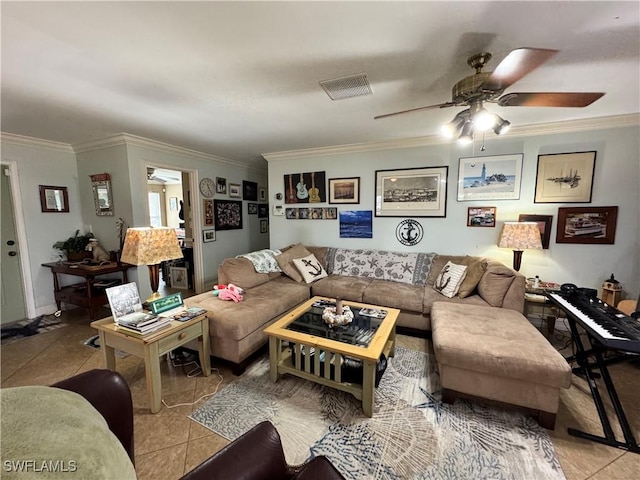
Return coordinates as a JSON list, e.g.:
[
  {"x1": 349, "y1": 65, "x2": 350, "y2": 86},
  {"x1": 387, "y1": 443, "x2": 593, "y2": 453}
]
[
  {"x1": 286, "y1": 174, "x2": 297, "y2": 204},
  {"x1": 309, "y1": 172, "x2": 321, "y2": 203},
  {"x1": 283, "y1": 171, "x2": 326, "y2": 204},
  {"x1": 296, "y1": 173, "x2": 309, "y2": 200}
]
